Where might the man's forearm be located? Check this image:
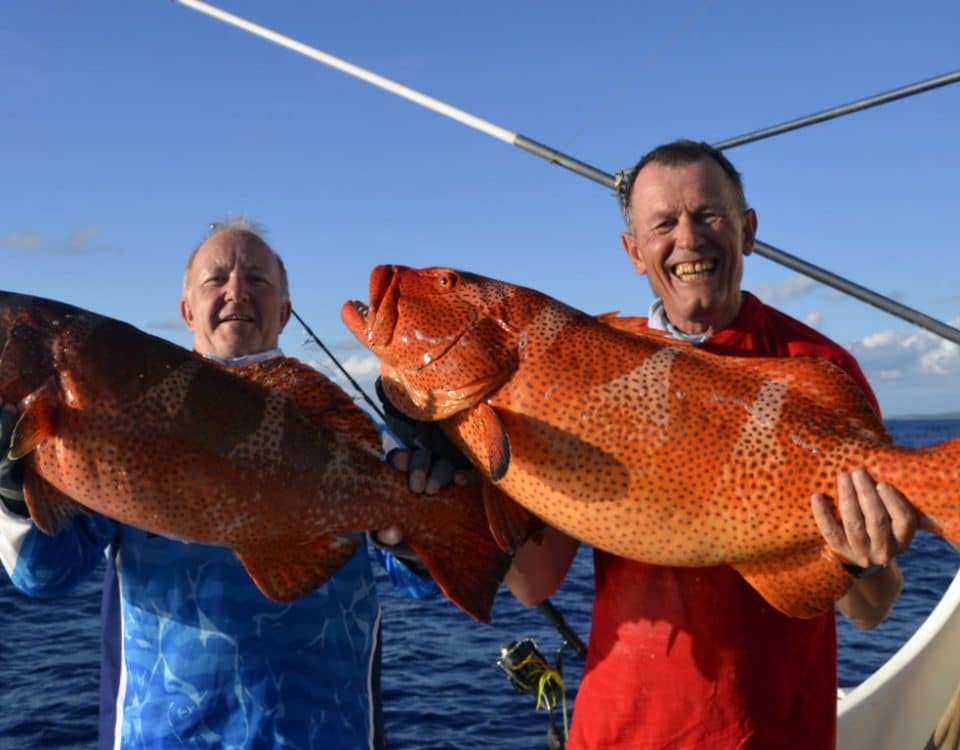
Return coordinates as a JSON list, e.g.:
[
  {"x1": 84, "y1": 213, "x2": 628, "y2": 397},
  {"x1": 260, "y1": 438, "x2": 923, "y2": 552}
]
[{"x1": 837, "y1": 560, "x2": 904, "y2": 629}]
